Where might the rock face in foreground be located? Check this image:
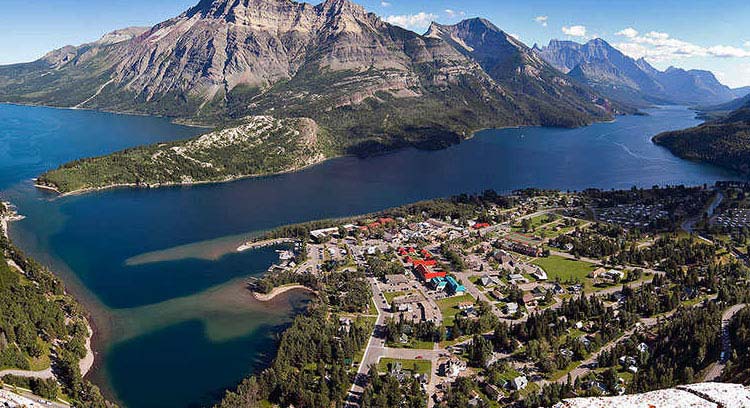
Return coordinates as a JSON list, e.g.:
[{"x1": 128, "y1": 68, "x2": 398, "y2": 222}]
[{"x1": 559, "y1": 383, "x2": 750, "y2": 408}]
